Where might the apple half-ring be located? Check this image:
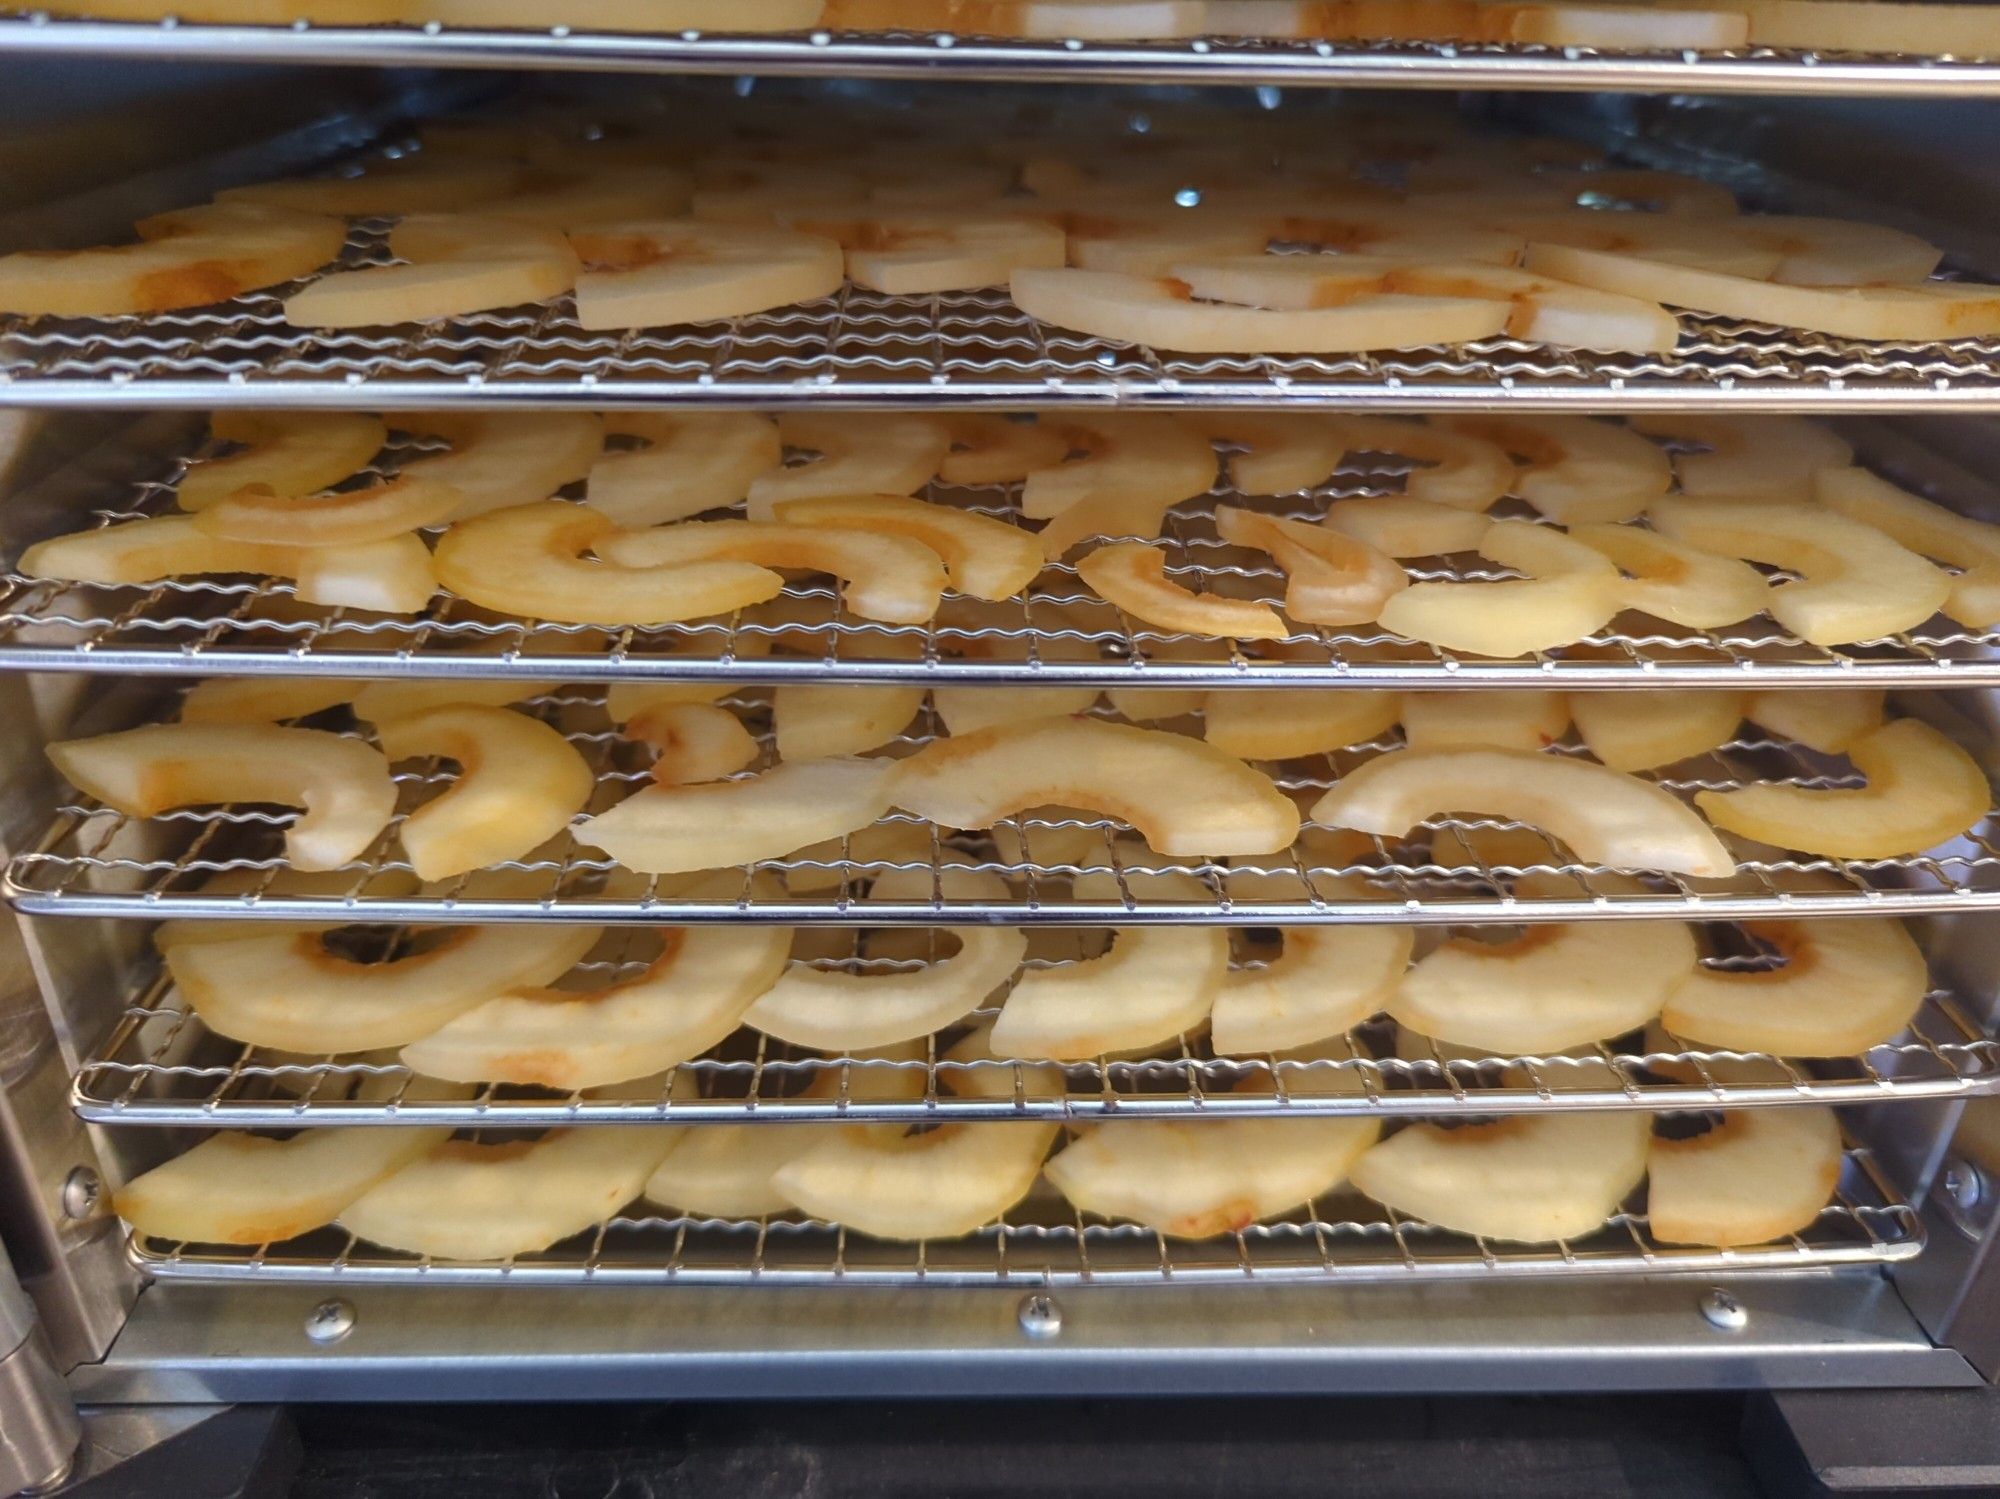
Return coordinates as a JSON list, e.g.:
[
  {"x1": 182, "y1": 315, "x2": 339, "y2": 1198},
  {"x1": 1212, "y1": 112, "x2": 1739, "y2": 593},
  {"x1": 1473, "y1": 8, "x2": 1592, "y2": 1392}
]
[
  {"x1": 284, "y1": 214, "x2": 578, "y2": 329},
  {"x1": 1182, "y1": 413, "x2": 1346, "y2": 497},
  {"x1": 180, "y1": 677, "x2": 365, "y2": 726},
  {"x1": 747, "y1": 414, "x2": 952, "y2": 516},
  {"x1": 1741, "y1": 688, "x2": 1884, "y2": 756},
  {"x1": 1566, "y1": 522, "x2": 1766, "y2": 630},
  {"x1": 1211, "y1": 927, "x2": 1413, "y2": 1055},
  {"x1": 1401, "y1": 690, "x2": 1570, "y2": 753},
  {"x1": 1324, "y1": 415, "x2": 1516, "y2": 511},
  {"x1": 1213, "y1": 506, "x2": 1407, "y2": 627},
  {"x1": 1627, "y1": 414, "x2": 1852, "y2": 499},
  {"x1": 1076, "y1": 542, "x2": 1288, "y2": 641},
  {"x1": 1203, "y1": 689, "x2": 1402, "y2": 761},
  {"x1": 625, "y1": 701, "x2": 759, "y2": 786},
  {"x1": 1815, "y1": 467, "x2": 2000, "y2": 631},
  {"x1": 1323, "y1": 496, "x2": 1492, "y2": 559},
  {"x1": 773, "y1": 494, "x2": 1042, "y2": 602},
  {"x1": 1569, "y1": 690, "x2": 1745, "y2": 773},
  {"x1": 396, "y1": 412, "x2": 605, "y2": 522},
  {"x1": 1646, "y1": 1107, "x2": 1843, "y2": 1249},
  {"x1": 1432, "y1": 414, "x2": 1670, "y2": 525},
  {"x1": 937, "y1": 414, "x2": 1070, "y2": 486},
  {"x1": 177, "y1": 413, "x2": 386, "y2": 511},
  {"x1": 1019, "y1": 415, "x2": 1218, "y2": 522},
  {"x1": 1376, "y1": 519, "x2": 1621, "y2": 659},
  {"x1": 586, "y1": 413, "x2": 781, "y2": 528},
  {"x1": 568, "y1": 220, "x2": 845, "y2": 331},
  {"x1": 192, "y1": 475, "x2": 461, "y2": 548}
]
